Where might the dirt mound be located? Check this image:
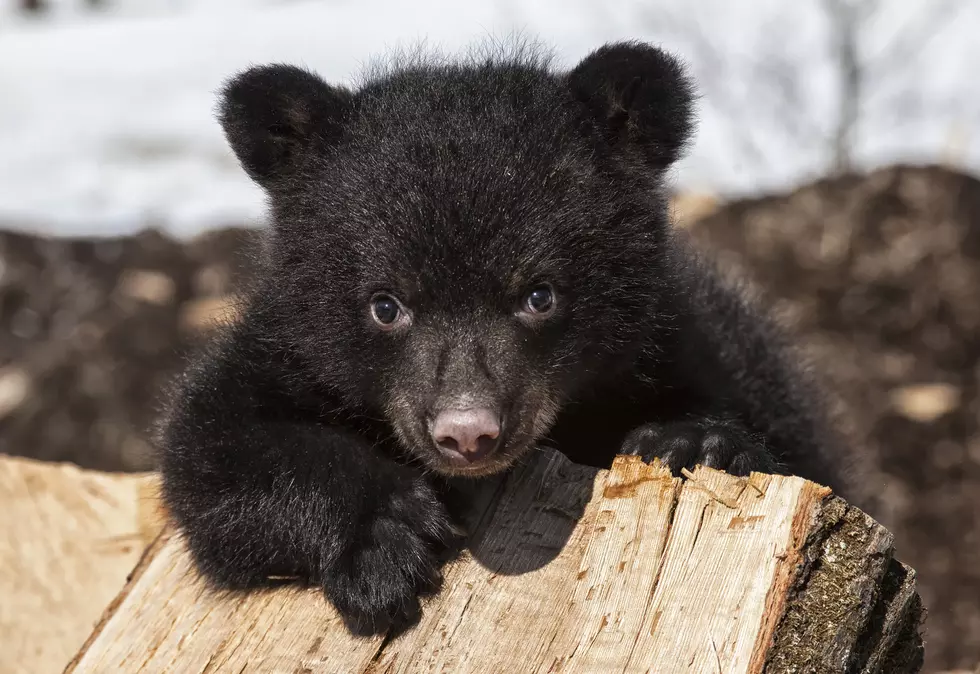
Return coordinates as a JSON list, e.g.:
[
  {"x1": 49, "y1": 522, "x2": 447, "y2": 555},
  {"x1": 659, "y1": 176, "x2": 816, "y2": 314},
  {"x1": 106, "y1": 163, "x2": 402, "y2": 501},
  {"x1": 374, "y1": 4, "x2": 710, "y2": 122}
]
[
  {"x1": 0, "y1": 226, "x2": 258, "y2": 470},
  {"x1": 684, "y1": 164, "x2": 980, "y2": 672}
]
